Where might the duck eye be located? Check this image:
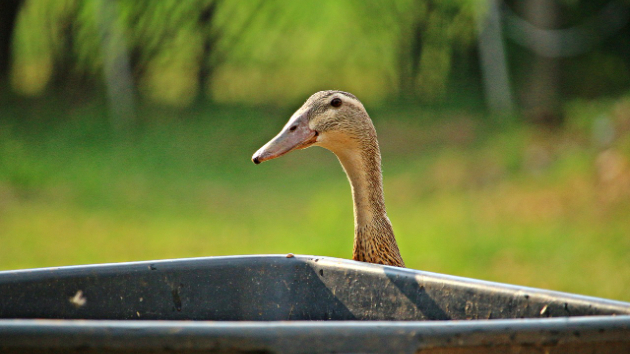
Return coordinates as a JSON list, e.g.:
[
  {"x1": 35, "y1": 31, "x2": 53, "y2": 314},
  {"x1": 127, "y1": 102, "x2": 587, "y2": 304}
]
[{"x1": 331, "y1": 98, "x2": 342, "y2": 108}]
